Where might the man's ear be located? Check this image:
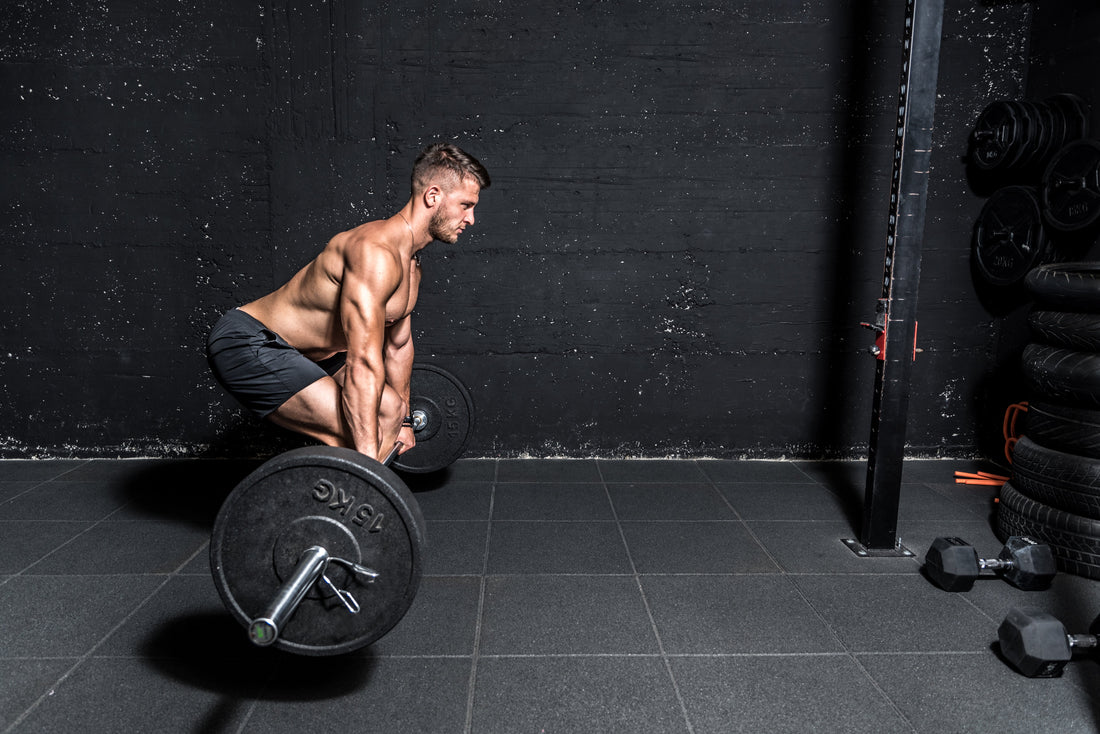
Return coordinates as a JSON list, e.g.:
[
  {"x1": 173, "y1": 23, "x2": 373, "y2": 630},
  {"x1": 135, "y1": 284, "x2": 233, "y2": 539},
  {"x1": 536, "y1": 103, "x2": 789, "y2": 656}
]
[{"x1": 423, "y1": 185, "x2": 442, "y2": 208}]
